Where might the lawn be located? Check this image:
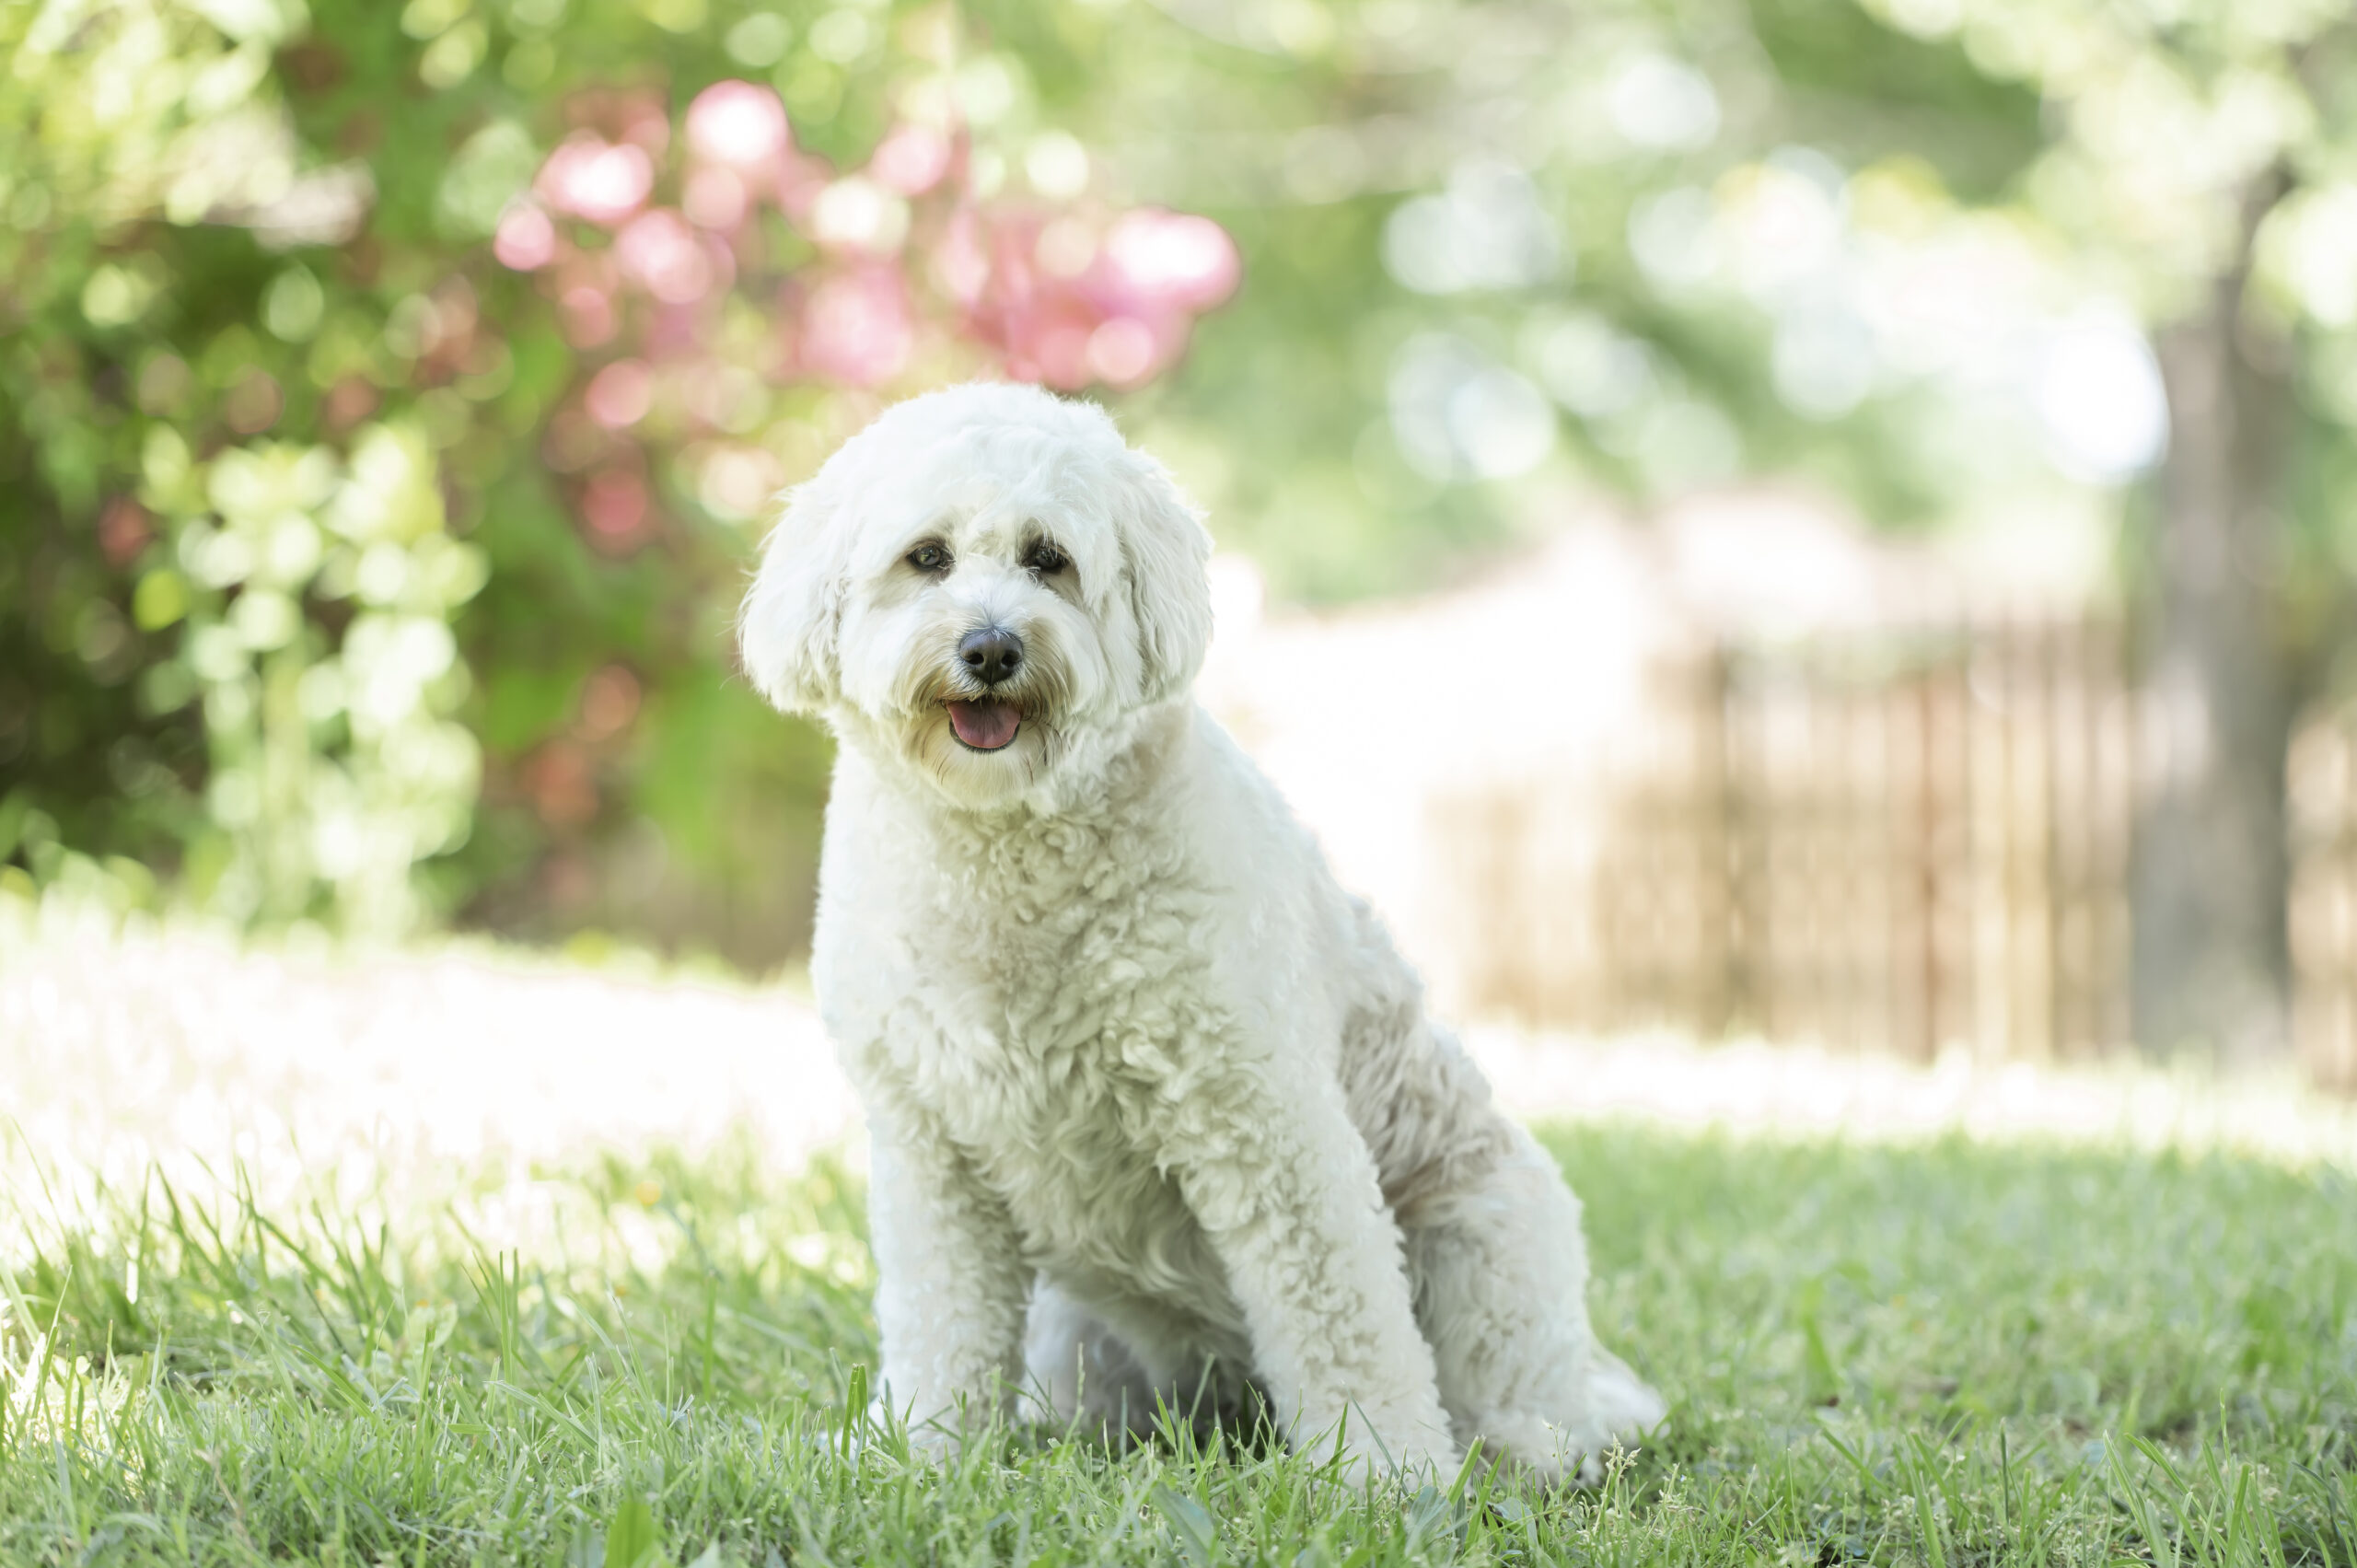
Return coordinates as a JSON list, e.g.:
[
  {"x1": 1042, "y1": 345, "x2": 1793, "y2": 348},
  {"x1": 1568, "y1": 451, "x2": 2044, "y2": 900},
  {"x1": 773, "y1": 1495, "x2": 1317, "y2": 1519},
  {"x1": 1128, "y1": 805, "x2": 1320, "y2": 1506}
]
[{"x1": 6, "y1": 1121, "x2": 2354, "y2": 1566}]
